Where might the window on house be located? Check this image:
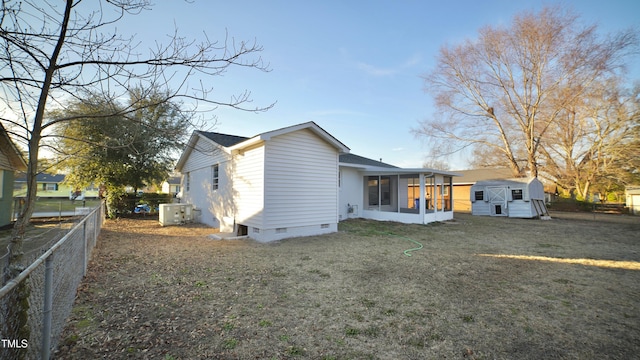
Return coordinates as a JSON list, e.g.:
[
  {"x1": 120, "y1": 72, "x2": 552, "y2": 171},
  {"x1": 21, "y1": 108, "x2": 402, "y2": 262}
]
[
  {"x1": 212, "y1": 164, "x2": 219, "y2": 190},
  {"x1": 475, "y1": 191, "x2": 484, "y2": 201},
  {"x1": 367, "y1": 176, "x2": 391, "y2": 206},
  {"x1": 43, "y1": 183, "x2": 58, "y2": 191},
  {"x1": 185, "y1": 173, "x2": 190, "y2": 192},
  {"x1": 443, "y1": 176, "x2": 452, "y2": 211},
  {"x1": 512, "y1": 189, "x2": 523, "y2": 200},
  {"x1": 405, "y1": 176, "x2": 419, "y2": 209}
]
